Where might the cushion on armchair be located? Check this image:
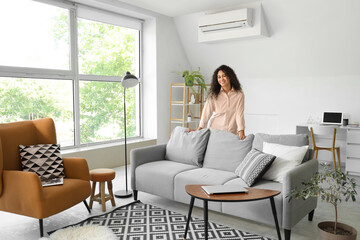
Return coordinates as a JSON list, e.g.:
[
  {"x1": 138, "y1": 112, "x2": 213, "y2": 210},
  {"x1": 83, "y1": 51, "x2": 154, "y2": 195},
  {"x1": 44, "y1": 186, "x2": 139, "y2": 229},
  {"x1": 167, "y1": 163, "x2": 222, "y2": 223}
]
[
  {"x1": 165, "y1": 127, "x2": 210, "y2": 166},
  {"x1": 203, "y1": 130, "x2": 254, "y2": 172},
  {"x1": 19, "y1": 144, "x2": 65, "y2": 180}
]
